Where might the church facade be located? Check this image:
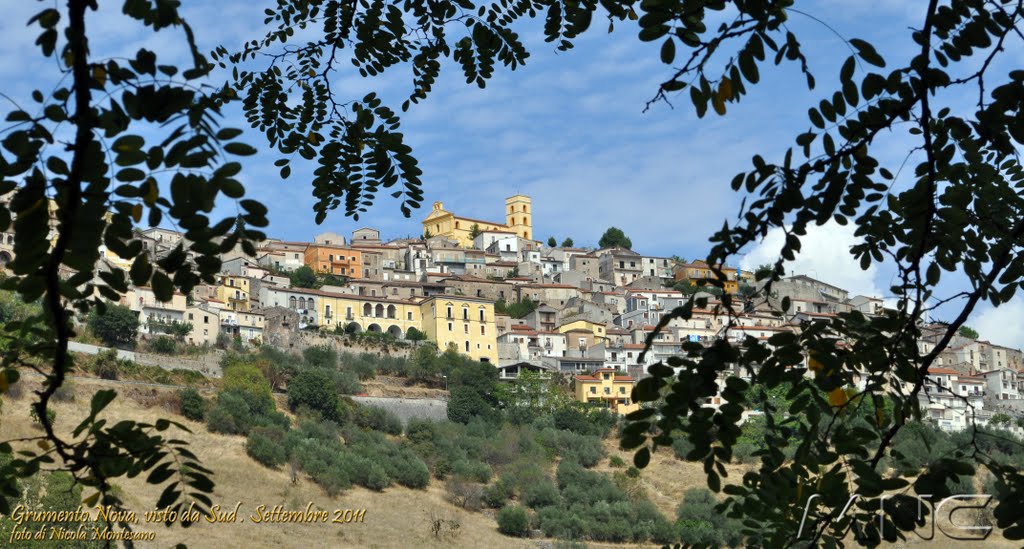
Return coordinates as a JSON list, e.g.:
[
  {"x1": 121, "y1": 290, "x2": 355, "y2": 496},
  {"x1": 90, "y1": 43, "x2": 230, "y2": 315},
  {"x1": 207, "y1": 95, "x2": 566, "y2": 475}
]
[{"x1": 422, "y1": 195, "x2": 533, "y2": 247}]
